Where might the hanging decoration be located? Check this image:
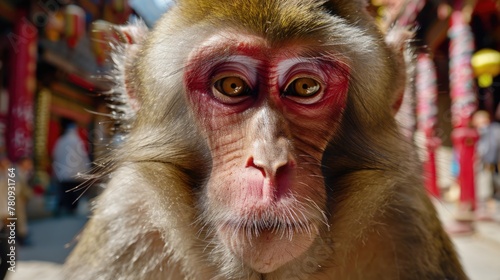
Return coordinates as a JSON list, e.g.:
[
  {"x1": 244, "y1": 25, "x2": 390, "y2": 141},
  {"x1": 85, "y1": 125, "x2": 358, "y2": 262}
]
[
  {"x1": 471, "y1": 48, "x2": 500, "y2": 88},
  {"x1": 45, "y1": 11, "x2": 65, "y2": 41},
  {"x1": 65, "y1": 4, "x2": 86, "y2": 48}
]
